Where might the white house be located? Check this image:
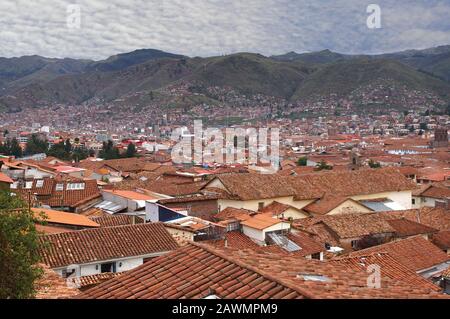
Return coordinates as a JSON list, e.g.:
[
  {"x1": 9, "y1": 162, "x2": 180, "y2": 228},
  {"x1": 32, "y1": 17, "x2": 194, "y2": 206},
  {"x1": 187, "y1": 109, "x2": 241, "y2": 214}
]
[
  {"x1": 38, "y1": 223, "x2": 179, "y2": 278},
  {"x1": 203, "y1": 168, "x2": 416, "y2": 215}
]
